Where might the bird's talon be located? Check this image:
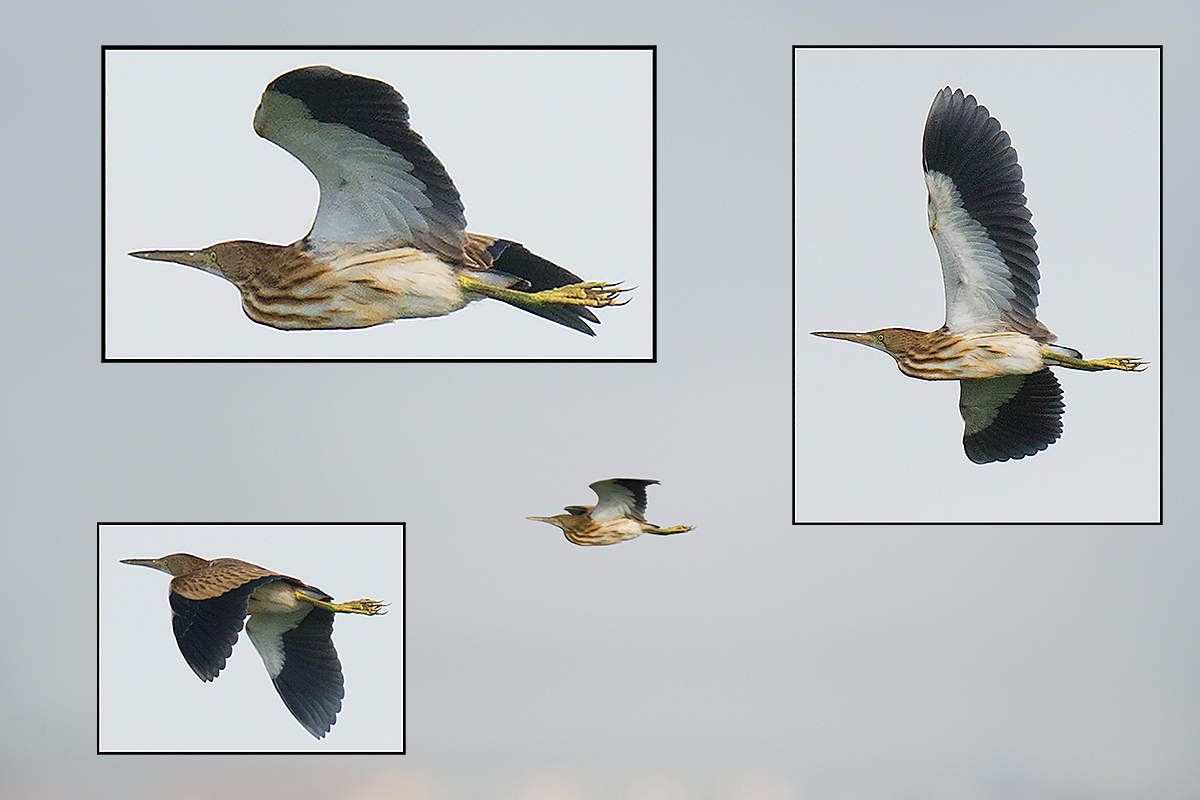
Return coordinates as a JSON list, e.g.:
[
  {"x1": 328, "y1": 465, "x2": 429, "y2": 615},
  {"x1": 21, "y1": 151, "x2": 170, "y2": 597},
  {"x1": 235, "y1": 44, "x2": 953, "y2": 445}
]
[
  {"x1": 532, "y1": 281, "x2": 631, "y2": 308},
  {"x1": 344, "y1": 598, "x2": 388, "y2": 615}
]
